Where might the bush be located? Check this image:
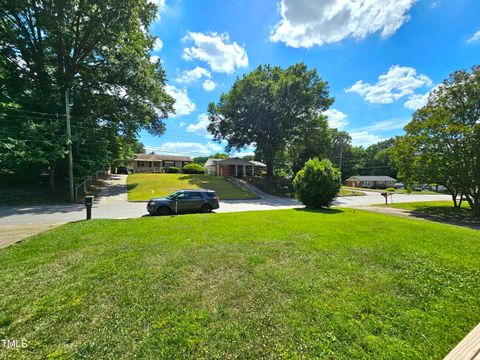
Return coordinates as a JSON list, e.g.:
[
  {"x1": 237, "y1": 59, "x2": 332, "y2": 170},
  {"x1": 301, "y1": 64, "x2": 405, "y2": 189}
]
[
  {"x1": 182, "y1": 163, "x2": 205, "y2": 174},
  {"x1": 293, "y1": 158, "x2": 341, "y2": 208},
  {"x1": 166, "y1": 166, "x2": 180, "y2": 173},
  {"x1": 386, "y1": 187, "x2": 396, "y2": 192}
]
